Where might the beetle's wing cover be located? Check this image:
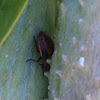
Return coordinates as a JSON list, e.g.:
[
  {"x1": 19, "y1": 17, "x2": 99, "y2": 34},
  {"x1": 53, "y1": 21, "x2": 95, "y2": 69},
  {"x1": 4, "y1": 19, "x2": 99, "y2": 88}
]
[
  {"x1": 42, "y1": 48, "x2": 49, "y2": 60},
  {"x1": 37, "y1": 31, "x2": 54, "y2": 59},
  {"x1": 44, "y1": 33, "x2": 54, "y2": 58}
]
